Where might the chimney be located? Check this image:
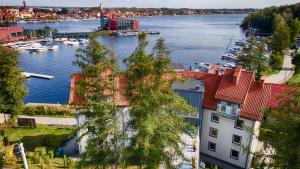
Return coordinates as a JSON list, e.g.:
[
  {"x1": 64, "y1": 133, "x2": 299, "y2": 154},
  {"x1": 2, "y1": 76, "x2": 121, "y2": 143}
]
[
  {"x1": 233, "y1": 66, "x2": 242, "y2": 84},
  {"x1": 259, "y1": 76, "x2": 266, "y2": 89}
]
